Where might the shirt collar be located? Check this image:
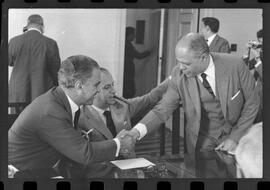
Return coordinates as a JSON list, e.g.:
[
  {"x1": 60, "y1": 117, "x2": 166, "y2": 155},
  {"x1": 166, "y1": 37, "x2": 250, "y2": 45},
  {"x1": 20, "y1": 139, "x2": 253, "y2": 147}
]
[
  {"x1": 92, "y1": 105, "x2": 108, "y2": 115},
  {"x1": 27, "y1": 27, "x2": 42, "y2": 33},
  {"x1": 65, "y1": 93, "x2": 79, "y2": 115},
  {"x1": 202, "y1": 55, "x2": 215, "y2": 78},
  {"x1": 207, "y1": 33, "x2": 217, "y2": 46}
]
